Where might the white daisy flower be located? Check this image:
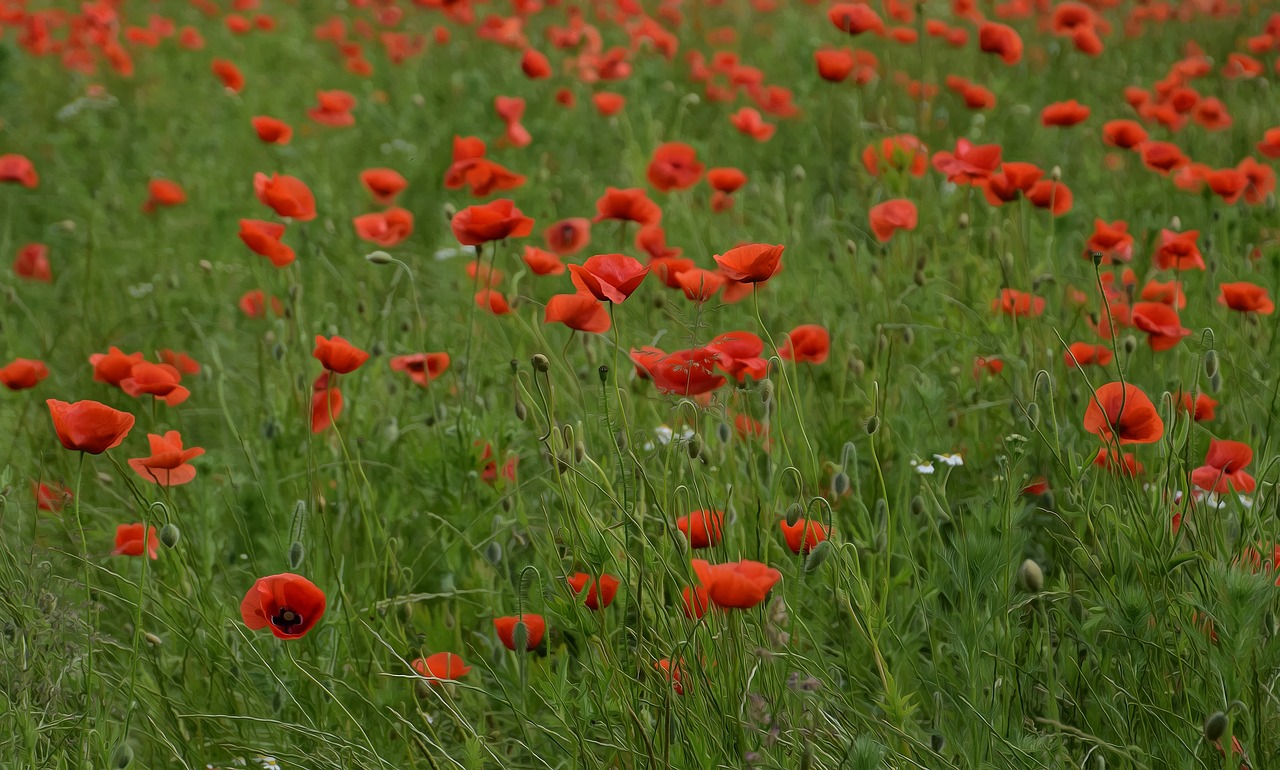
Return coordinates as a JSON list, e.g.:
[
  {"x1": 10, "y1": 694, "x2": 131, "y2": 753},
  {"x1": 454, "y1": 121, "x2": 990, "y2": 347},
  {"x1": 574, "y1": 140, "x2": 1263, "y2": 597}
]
[
  {"x1": 910, "y1": 458, "x2": 935, "y2": 475},
  {"x1": 933, "y1": 453, "x2": 964, "y2": 467}
]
